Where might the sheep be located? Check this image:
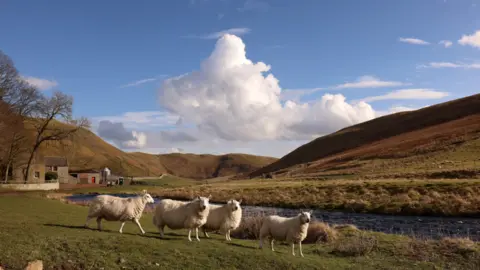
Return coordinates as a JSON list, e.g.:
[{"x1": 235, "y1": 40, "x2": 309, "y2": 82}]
[
  {"x1": 258, "y1": 211, "x2": 312, "y2": 257},
  {"x1": 201, "y1": 199, "x2": 242, "y2": 241},
  {"x1": 152, "y1": 195, "x2": 211, "y2": 241},
  {"x1": 84, "y1": 190, "x2": 155, "y2": 234}
]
